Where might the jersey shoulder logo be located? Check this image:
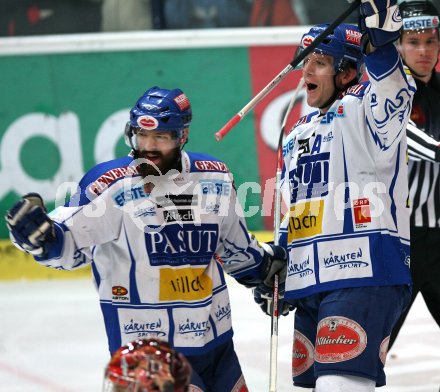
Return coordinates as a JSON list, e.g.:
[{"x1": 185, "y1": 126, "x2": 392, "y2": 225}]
[{"x1": 343, "y1": 83, "x2": 366, "y2": 97}]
